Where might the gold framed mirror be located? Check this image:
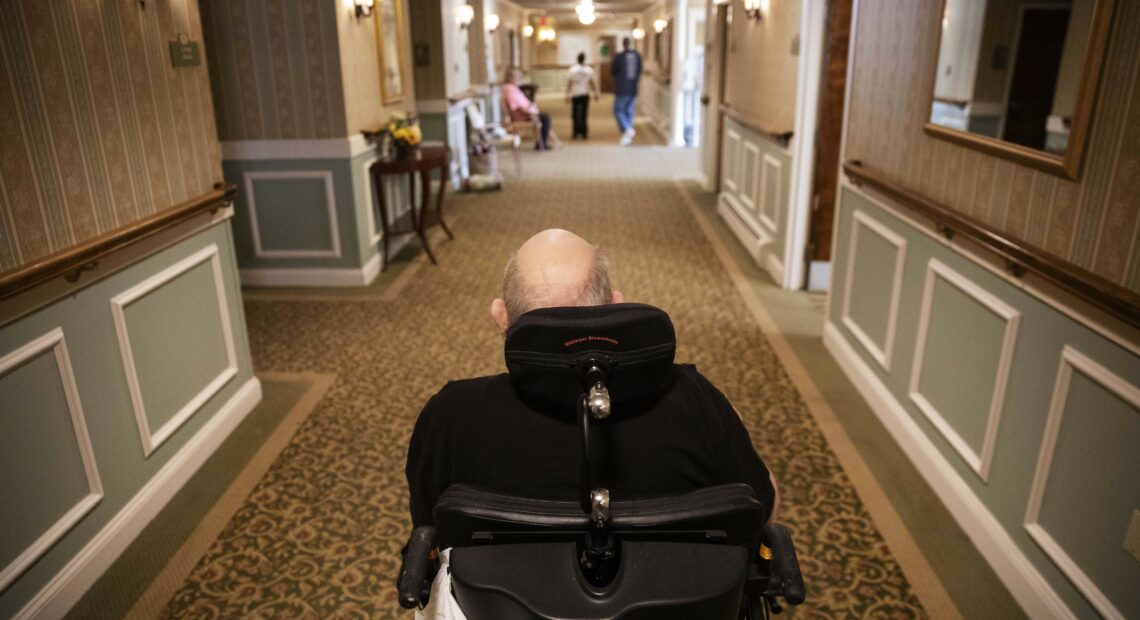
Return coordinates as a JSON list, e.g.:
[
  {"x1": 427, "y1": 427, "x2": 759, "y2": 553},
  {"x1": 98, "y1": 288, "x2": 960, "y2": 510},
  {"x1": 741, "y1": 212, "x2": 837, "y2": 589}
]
[
  {"x1": 374, "y1": 0, "x2": 409, "y2": 104},
  {"x1": 924, "y1": 0, "x2": 1116, "y2": 180}
]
